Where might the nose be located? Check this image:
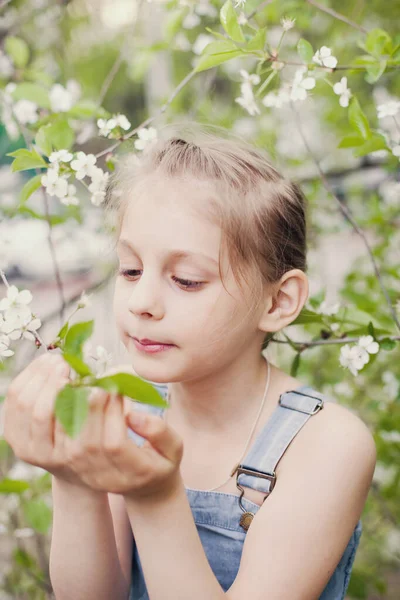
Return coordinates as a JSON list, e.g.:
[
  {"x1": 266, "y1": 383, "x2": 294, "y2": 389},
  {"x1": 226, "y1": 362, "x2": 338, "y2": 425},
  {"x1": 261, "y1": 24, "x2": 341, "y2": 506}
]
[{"x1": 127, "y1": 272, "x2": 163, "y2": 318}]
